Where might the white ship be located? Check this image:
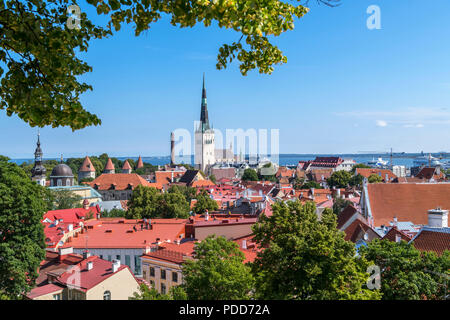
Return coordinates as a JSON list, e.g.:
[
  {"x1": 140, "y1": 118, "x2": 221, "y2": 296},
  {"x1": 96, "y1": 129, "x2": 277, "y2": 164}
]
[{"x1": 367, "y1": 157, "x2": 388, "y2": 167}]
